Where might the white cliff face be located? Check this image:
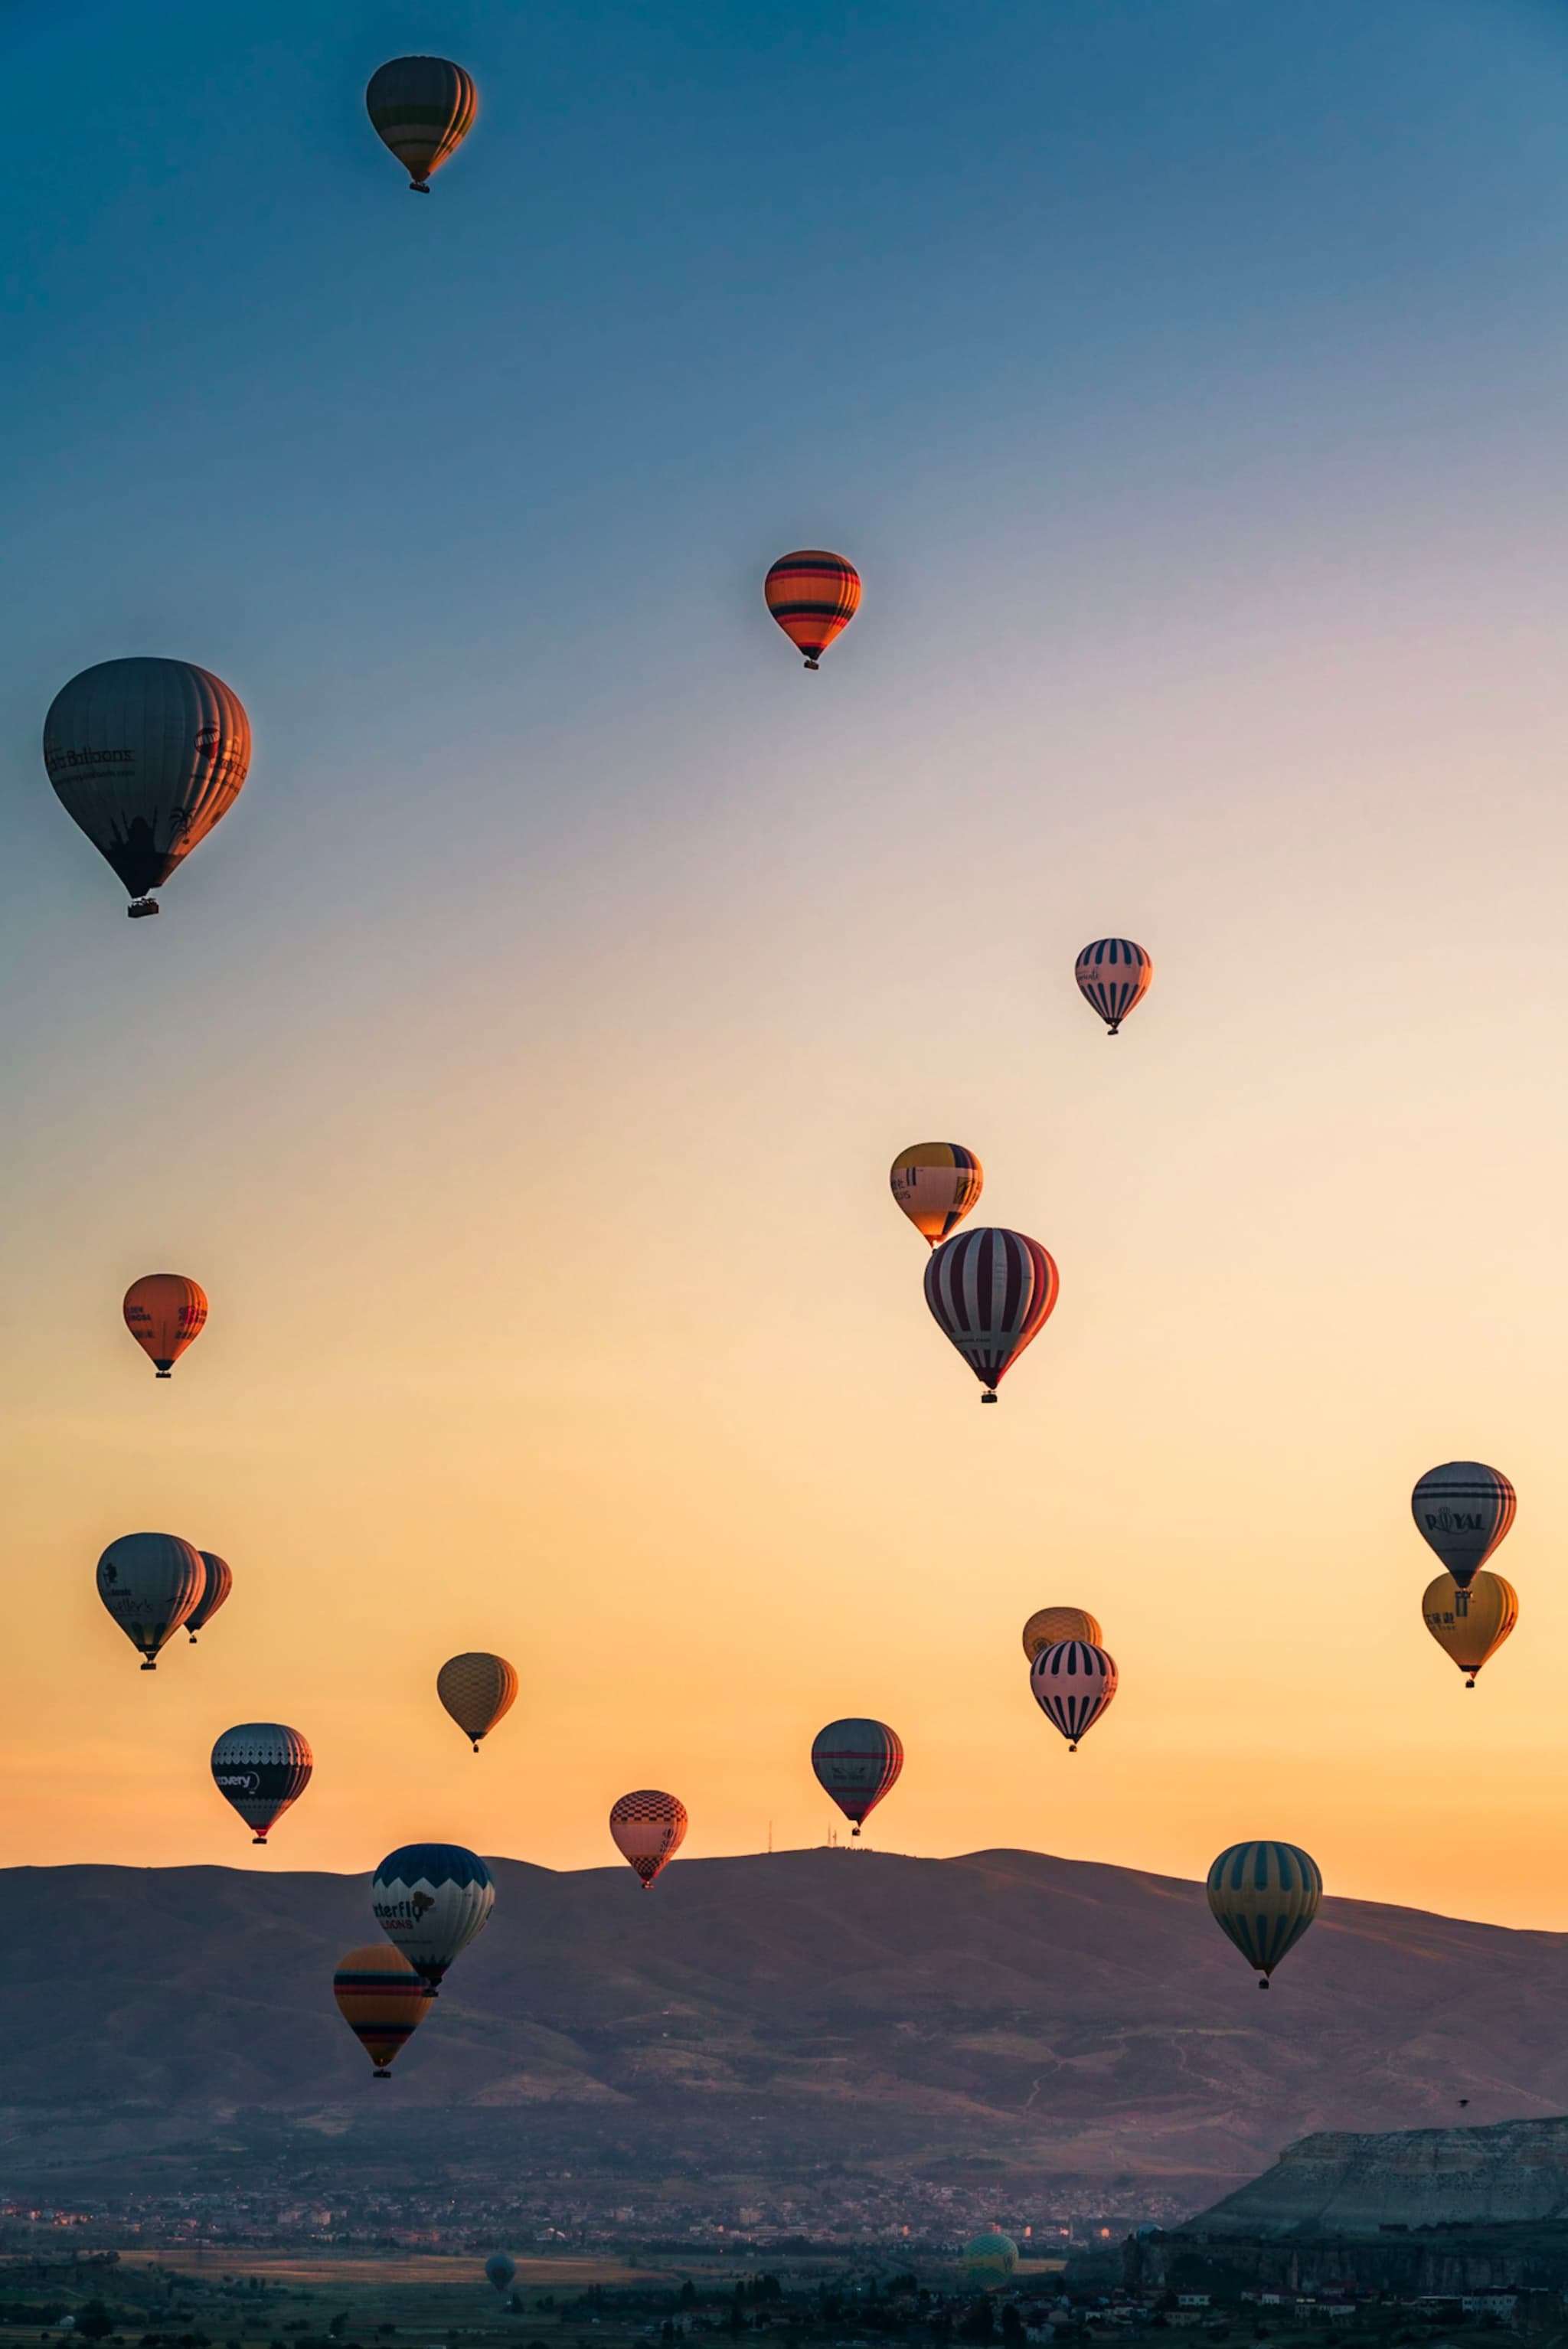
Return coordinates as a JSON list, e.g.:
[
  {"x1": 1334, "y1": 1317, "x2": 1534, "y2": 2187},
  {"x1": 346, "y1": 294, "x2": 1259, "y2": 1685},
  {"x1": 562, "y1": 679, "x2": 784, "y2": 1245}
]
[{"x1": 1192, "y1": 2117, "x2": 1568, "y2": 2236}]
